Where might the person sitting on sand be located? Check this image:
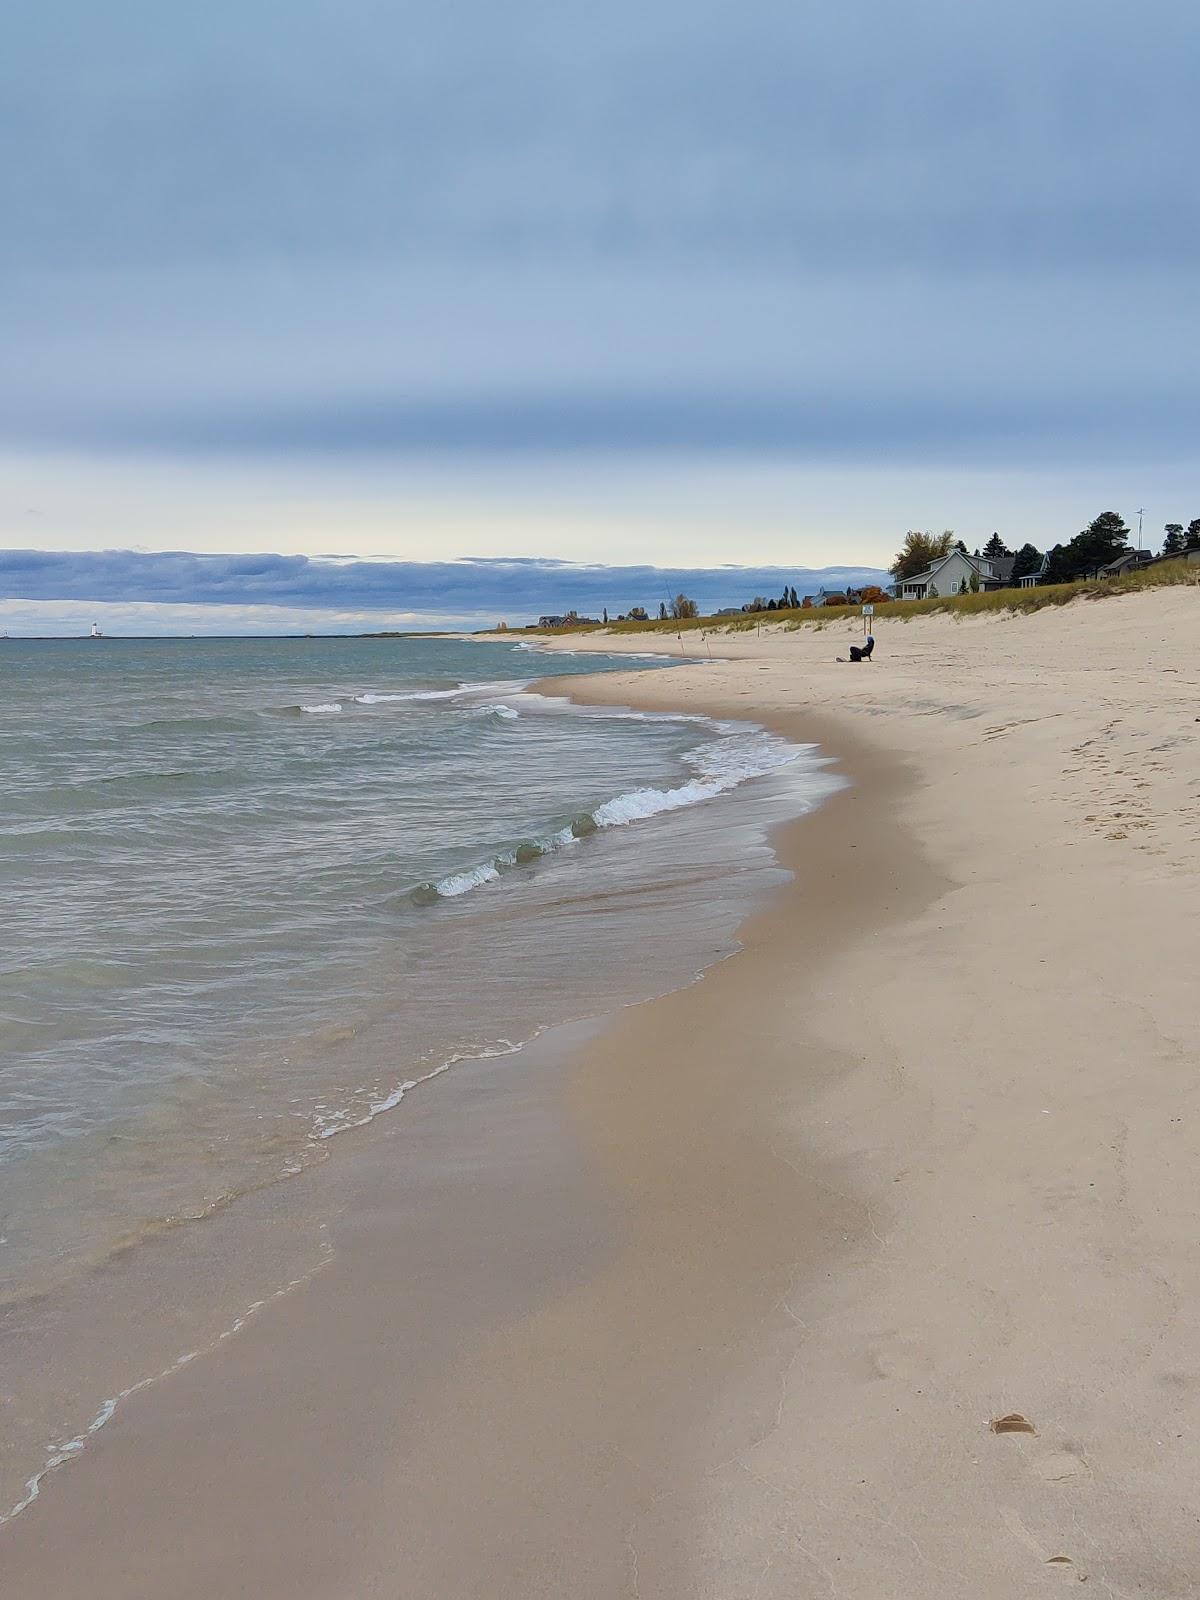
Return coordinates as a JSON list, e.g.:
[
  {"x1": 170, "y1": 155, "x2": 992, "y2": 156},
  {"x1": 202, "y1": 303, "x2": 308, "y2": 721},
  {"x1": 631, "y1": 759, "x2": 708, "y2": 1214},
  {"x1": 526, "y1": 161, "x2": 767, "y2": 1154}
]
[{"x1": 838, "y1": 635, "x2": 875, "y2": 663}]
